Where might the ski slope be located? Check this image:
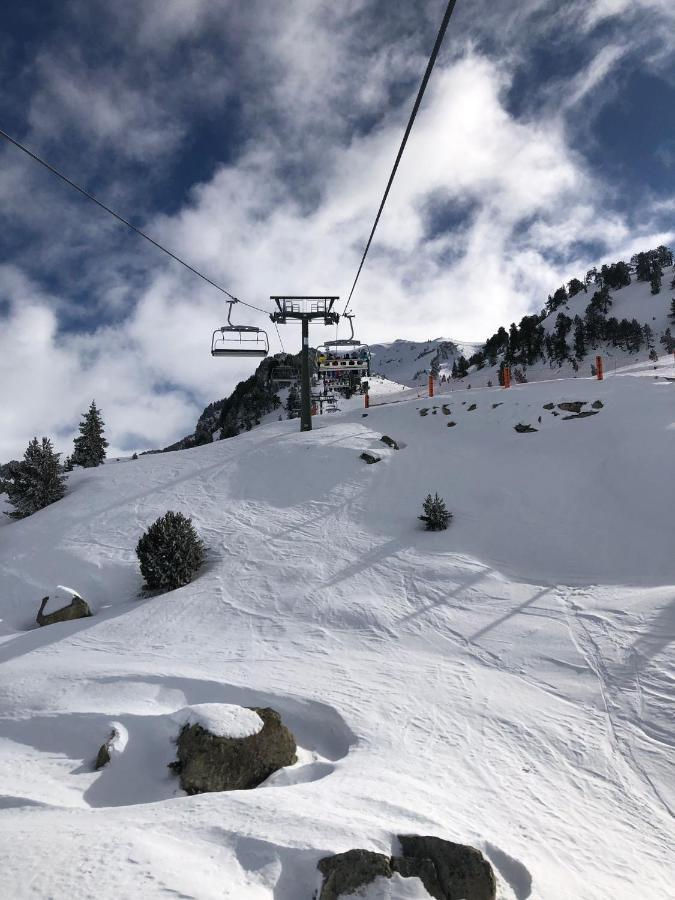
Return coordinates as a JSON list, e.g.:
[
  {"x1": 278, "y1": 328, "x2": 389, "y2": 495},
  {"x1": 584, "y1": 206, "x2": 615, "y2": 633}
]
[{"x1": 0, "y1": 371, "x2": 673, "y2": 899}]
